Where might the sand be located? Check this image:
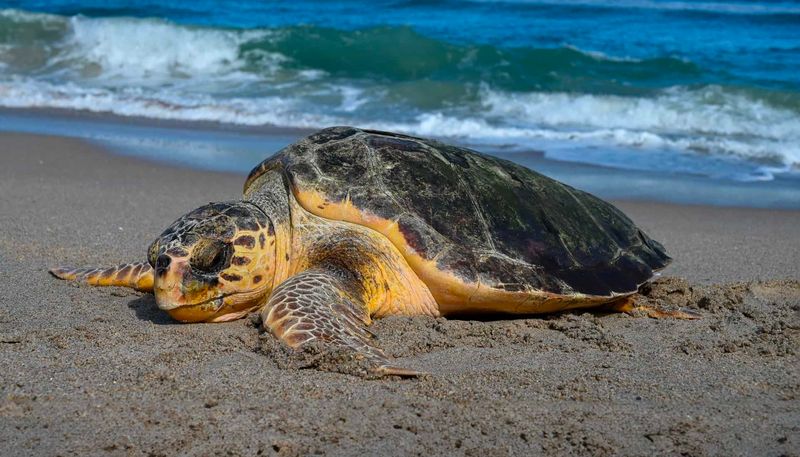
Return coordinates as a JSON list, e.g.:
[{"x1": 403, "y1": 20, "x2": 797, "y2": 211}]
[{"x1": 0, "y1": 132, "x2": 798, "y2": 456}]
